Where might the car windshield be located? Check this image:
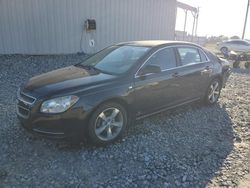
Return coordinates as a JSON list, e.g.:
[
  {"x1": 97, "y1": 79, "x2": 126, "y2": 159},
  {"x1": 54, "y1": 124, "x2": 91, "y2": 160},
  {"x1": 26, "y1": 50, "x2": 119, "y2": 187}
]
[{"x1": 79, "y1": 45, "x2": 150, "y2": 74}]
